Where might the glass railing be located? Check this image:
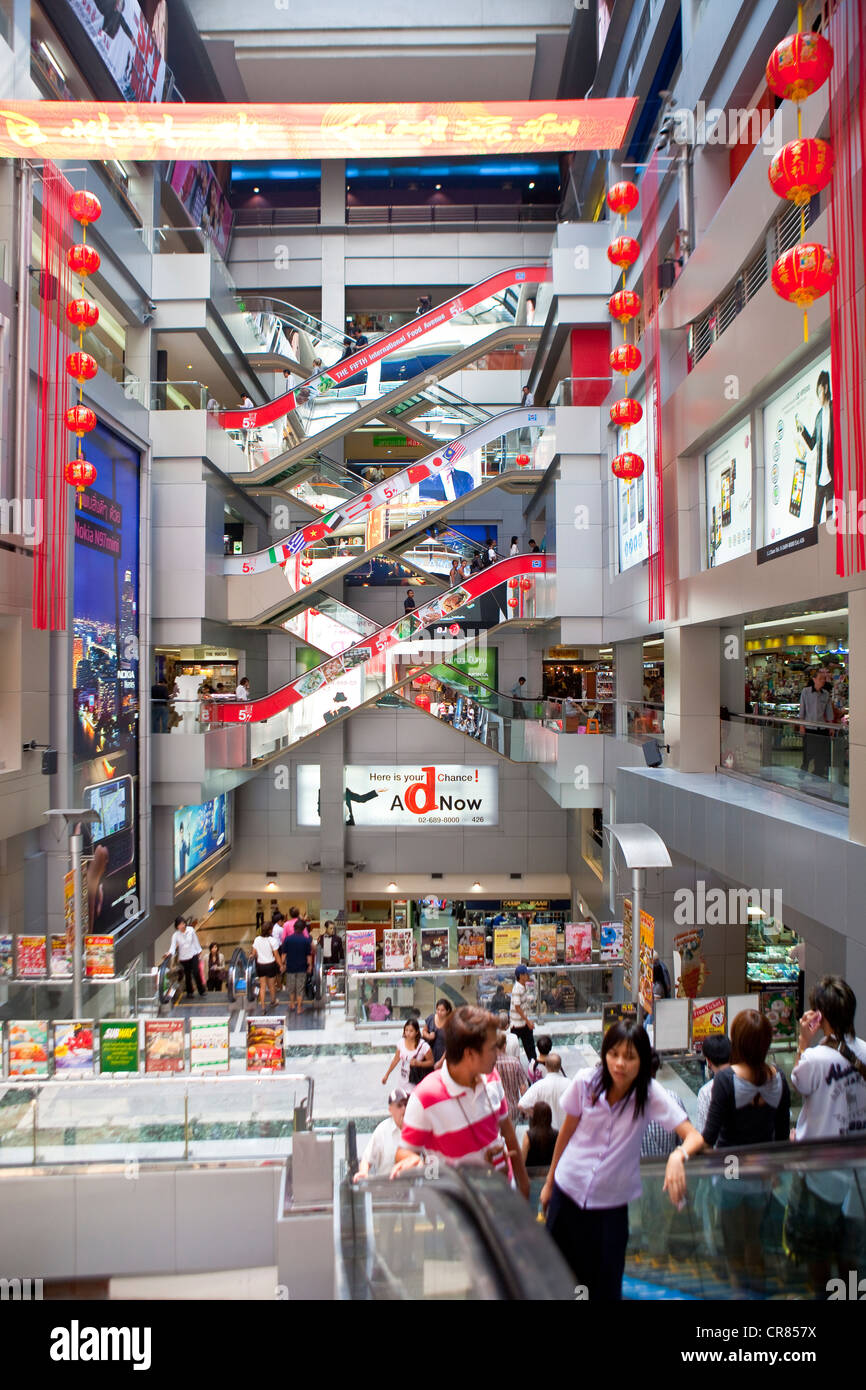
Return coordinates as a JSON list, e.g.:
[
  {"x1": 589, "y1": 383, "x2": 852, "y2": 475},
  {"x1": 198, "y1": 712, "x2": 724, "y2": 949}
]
[
  {"x1": 624, "y1": 700, "x2": 664, "y2": 741},
  {"x1": 627, "y1": 1138, "x2": 866, "y2": 1300},
  {"x1": 346, "y1": 964, "x2": 620, "y2": 1026},
  {"x1": 0, "y1": 1075, "x2": 313, "y2": 1166},
  {"x1": 339, "y1": 1166, "x2": 575, "y2": 1301},
  {"x1": 550, "y1": 376, "x2": 615, "y2": 407},
  {"x1": 0, "y1": 964, "x2": 137, "y2": 1024},
  {"x1": 720, "y1": 713, "x2": 849, "y2": 808},
  {"x1": 150, "y1": 379, "x2": 210, "y2": 410}
]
